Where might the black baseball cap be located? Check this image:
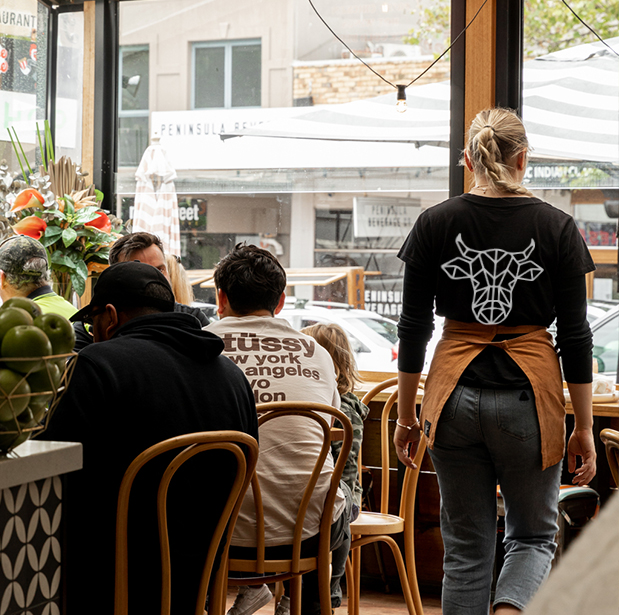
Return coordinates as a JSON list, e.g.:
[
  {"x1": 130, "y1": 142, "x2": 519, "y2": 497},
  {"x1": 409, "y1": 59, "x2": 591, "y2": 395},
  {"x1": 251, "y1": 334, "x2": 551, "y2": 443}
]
[
  {"x1": 71, "y1": 261, "x2": 175, "y2": 322},
  {"x1": 0, "y1": 235, "x2": 49, "y2": 277}
]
